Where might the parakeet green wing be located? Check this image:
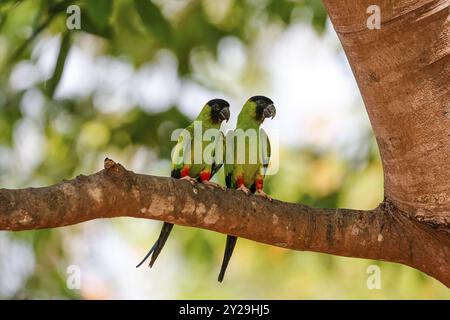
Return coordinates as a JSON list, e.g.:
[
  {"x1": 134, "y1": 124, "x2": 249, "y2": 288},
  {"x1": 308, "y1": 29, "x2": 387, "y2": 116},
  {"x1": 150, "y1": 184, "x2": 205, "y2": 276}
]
[
  {"x1": 250, "y1": 128, "x2": 271, "y2": 192},
  {"x1": 210, "y1": 131, "x2": 225, "y2": 178}
]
